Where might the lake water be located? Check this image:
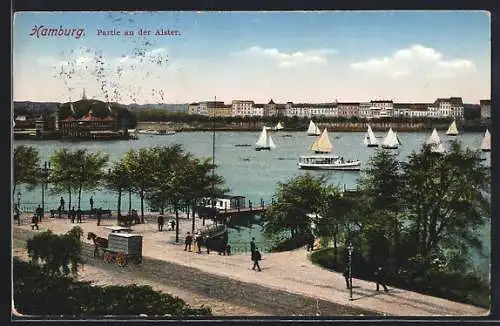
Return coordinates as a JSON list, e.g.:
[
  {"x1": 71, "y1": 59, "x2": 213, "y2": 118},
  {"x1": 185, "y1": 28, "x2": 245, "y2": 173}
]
[{"x1": 14, "y1": 130, "x2": 490, "y2": 276}]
